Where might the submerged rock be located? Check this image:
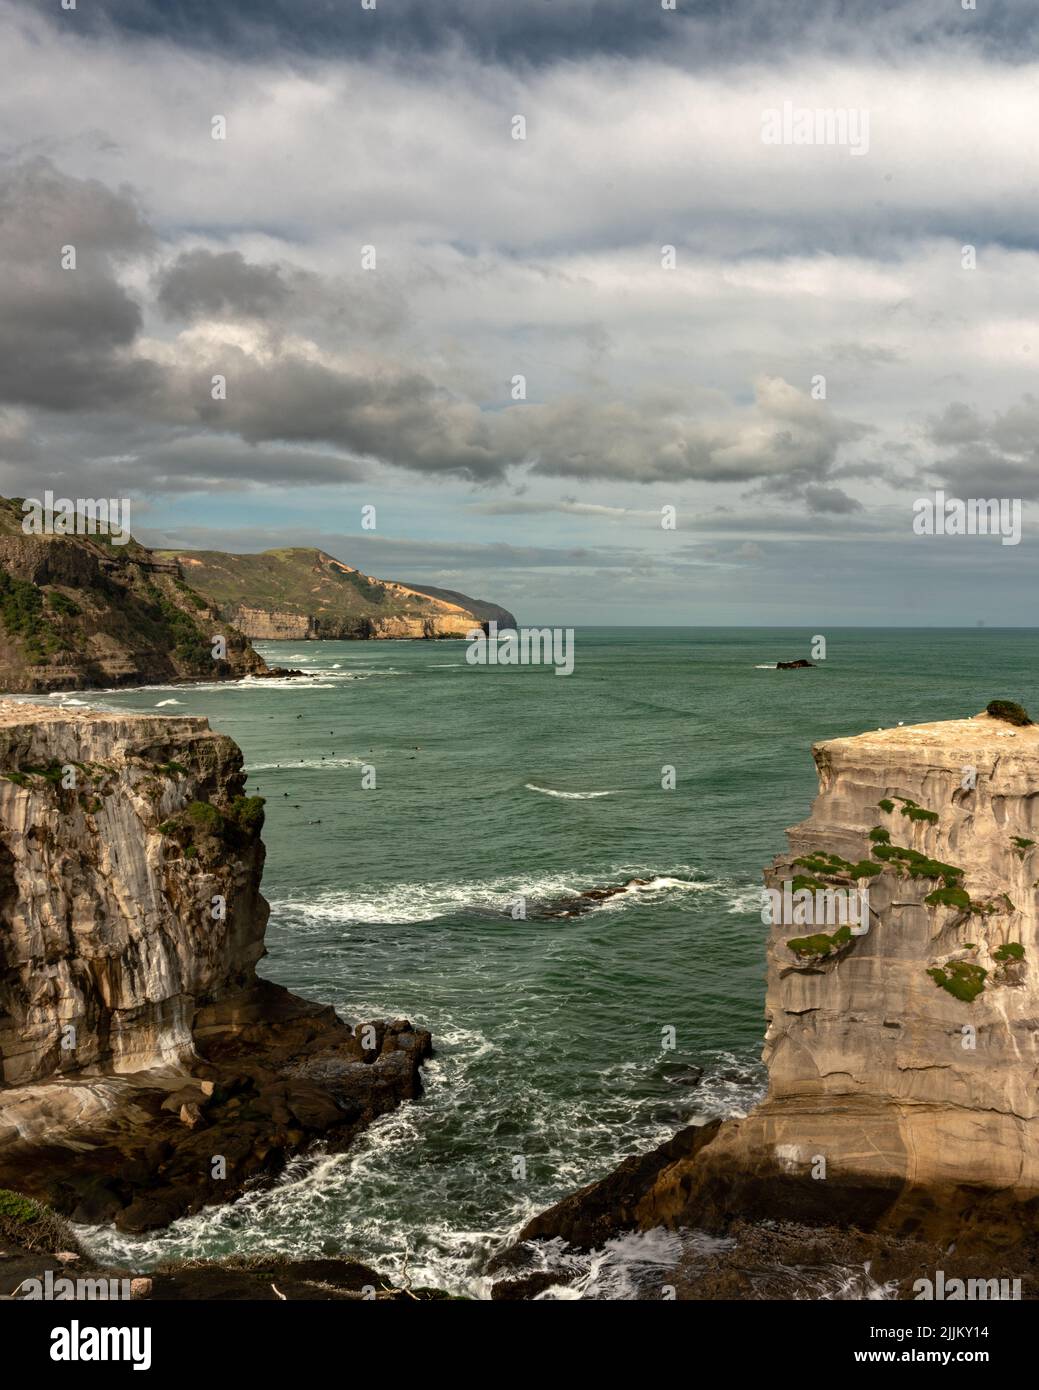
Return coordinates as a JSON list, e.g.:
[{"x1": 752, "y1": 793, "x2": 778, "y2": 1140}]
[{"x1": 531, "y1": 877, "x2": 655, "y2": 920}]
